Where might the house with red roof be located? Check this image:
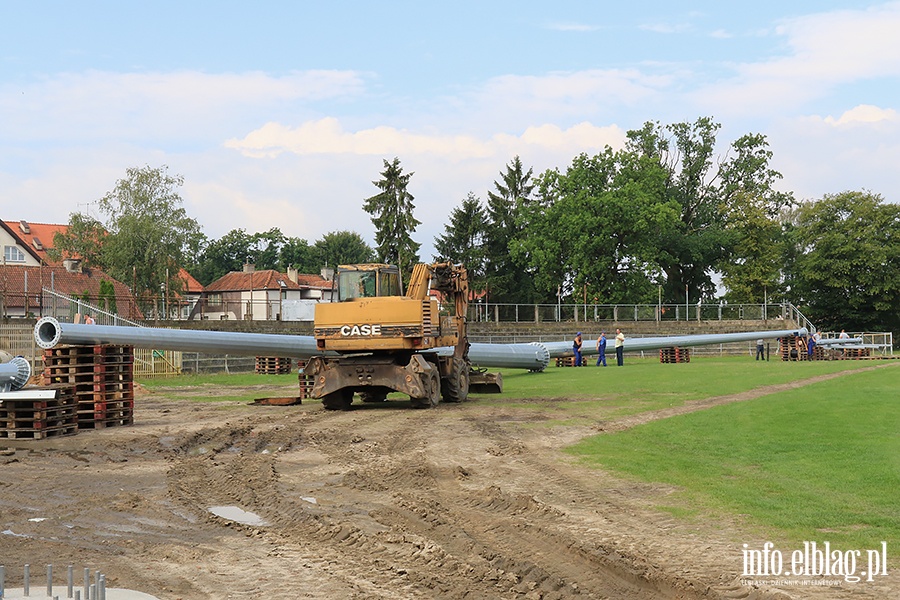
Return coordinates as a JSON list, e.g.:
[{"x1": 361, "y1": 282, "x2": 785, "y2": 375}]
[
  {"x1": 197, "y1": 264, "x2": 333, "y2": 321},
  {"x1": 1, "y1": 220, "x2": 152, "y2": 320}
]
